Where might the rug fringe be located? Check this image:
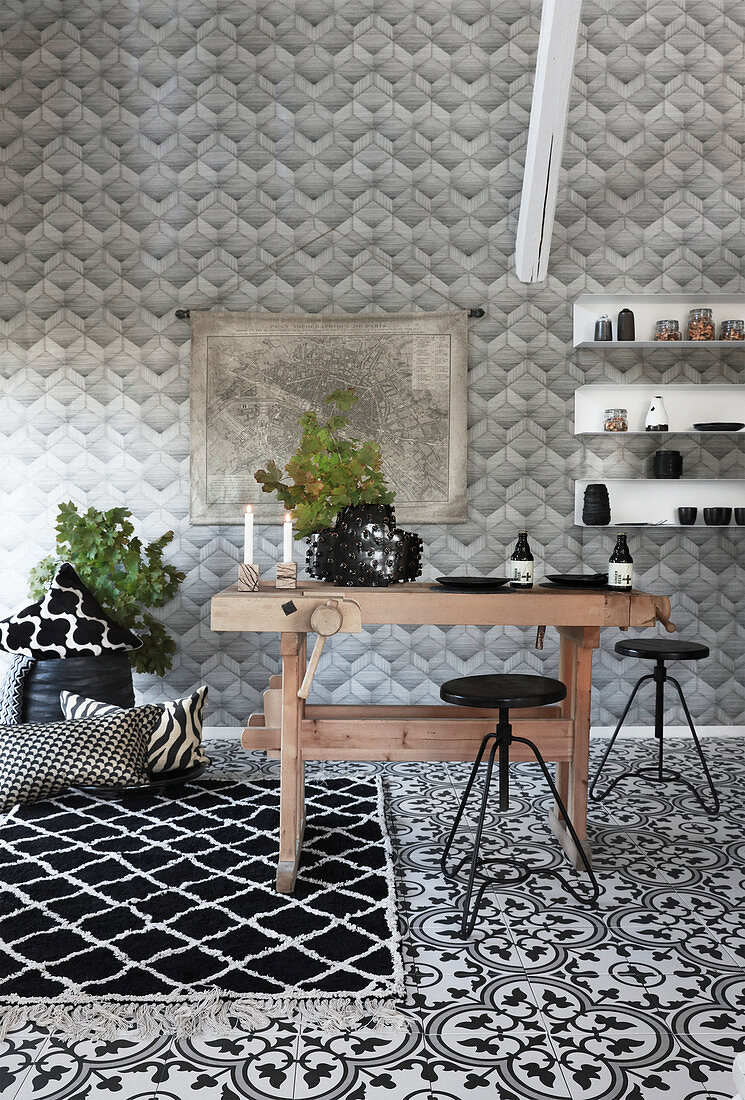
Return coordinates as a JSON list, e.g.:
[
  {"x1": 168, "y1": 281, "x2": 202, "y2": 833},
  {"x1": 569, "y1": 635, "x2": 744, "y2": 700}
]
[{"x1": 0, "y1": 994, "x2": 409, "y2": 1040}]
